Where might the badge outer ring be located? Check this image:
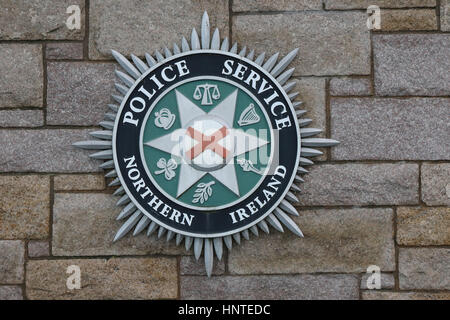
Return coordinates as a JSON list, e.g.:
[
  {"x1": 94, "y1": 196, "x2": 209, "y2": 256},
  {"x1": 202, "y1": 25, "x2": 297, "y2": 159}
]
[{"x1": 112, "y1": 50, "x2": 301, "y2": 239}]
